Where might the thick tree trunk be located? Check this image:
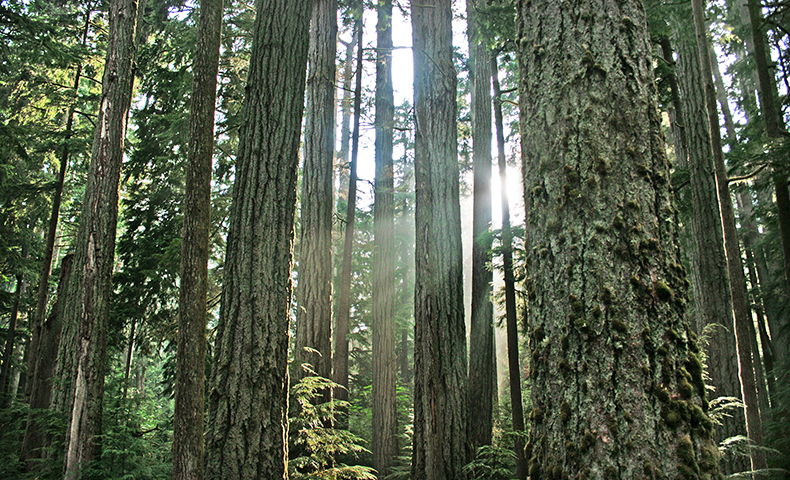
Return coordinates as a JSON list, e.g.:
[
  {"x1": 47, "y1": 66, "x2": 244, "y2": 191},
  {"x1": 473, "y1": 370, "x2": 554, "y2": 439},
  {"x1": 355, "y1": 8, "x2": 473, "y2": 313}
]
[
  {"x1": 410, "y1": 1, "x2": 469, "y2": 478},
  {"x1": 295, "y1": 0, "x2": 336, "y2": 397},
  {"x1": 673, "y1": 13, "x2": 748, "y2": 475},
  {"x1": 692, "y1": 0, "x2": 767, "y2": 473},
  {"x1": 203, "y1": 0, "x2": 310, "y2": 477},
  {"x1": 172, "y1": 0, "x2": 222, "y2": 478},
  {"x1": 372, "y1": 0, "x2": 398, "y2": 476},
  {"x1": 517, "y1": 0, "x2": 723, "y2": 477},
  {"x1": 333, "y1": 5, "x2": 362, "y2": 410},
  {"x1": 48, "y1": 0, "x2": 140, "y2": 476},
  {"x1": 466, "y1": 0, "x2": 496, "y2": 454},
  {"x1": 21, "y1": 254, "x2": 74, "y2": 470},
  {"x1": 492, "y1": 57, "x2": 528, "y2": 480}
]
